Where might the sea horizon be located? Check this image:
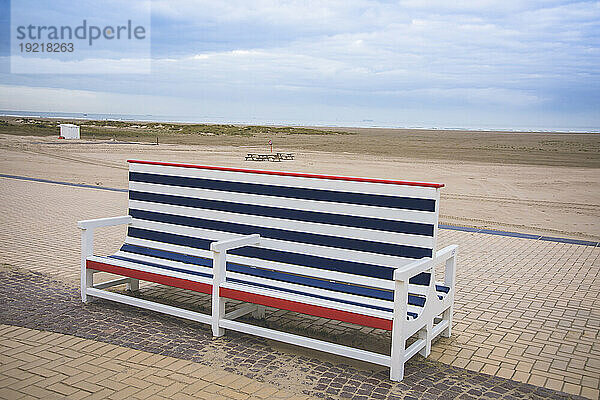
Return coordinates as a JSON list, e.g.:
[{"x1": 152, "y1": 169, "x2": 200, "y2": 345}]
[{"x1": 1, "y1": 109, "x2": 598, "y2": 134}]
